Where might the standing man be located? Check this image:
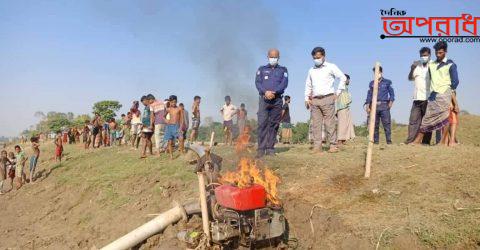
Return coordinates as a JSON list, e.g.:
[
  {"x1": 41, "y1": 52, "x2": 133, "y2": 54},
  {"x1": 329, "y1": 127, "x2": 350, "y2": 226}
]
[
  {"x1": 220, "y1": 96, "x2": 237, "y2": 146},
  {"x1": 179, "y1": 103, "x2": 189, "y2": 150},
  {"x1": 190, "y1": 96, "x2": 201, "y2": 143},
  {"x1": 412, "y1": 41, "x2": 459, "y2": 145},
  {"x1": 130, "y1": 101, "x2": 142, "y2": 149},
  {"x1": 148, "y1": 94, "x2": 166, "y2": 155},
  {"x1": 91, "y1": 113, "x2": 101, "y2": 148},
  {"x1": 405, "y1": 47, "x2": 432, "y2": 144},
  {"x1": 255, "y1": 48, "x2": 288, "y2": 158},
  {"x1": 304, "y1": 47, "x2": 346, "y2": 154},
  {"x1": 336, "y1": 74, "x2": 355, "y2": 145},
  {"x1": 364, "y1": 66, "x2": 395, "y2": 144}
]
